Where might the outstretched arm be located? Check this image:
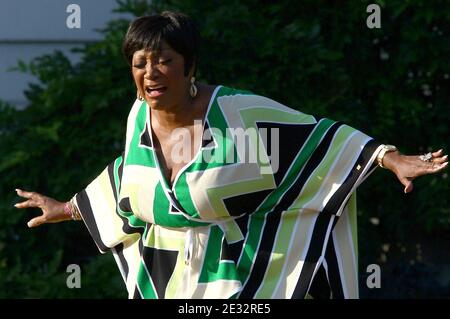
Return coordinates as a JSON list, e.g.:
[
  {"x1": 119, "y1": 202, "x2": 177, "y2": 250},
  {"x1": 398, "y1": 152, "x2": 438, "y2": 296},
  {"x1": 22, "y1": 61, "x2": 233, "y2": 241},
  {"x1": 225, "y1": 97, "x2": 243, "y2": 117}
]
[{"x1": 381, "y1": 148, "x2": 448, "y2": 193}]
